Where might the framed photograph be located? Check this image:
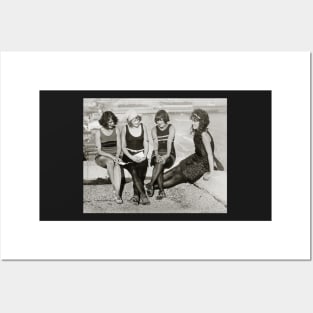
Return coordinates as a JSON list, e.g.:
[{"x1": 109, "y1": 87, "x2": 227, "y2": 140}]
[
  {"x1": 1, "y1": 52, "x2": 310, "y2": 259},
  {"x1": 40, "y1": 90, "x2": 270, "y2": 221}
]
